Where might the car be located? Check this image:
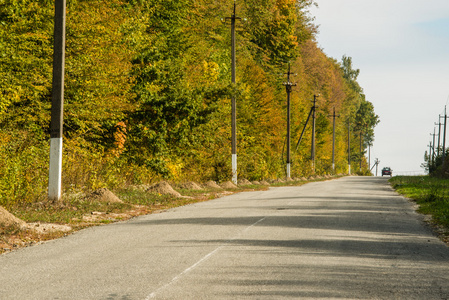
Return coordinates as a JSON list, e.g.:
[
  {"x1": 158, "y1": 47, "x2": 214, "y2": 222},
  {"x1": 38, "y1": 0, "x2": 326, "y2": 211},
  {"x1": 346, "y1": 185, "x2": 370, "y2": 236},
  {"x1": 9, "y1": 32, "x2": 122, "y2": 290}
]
[{"x1": 381, "y1": 167, "x2": 392, "y2": 176}]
